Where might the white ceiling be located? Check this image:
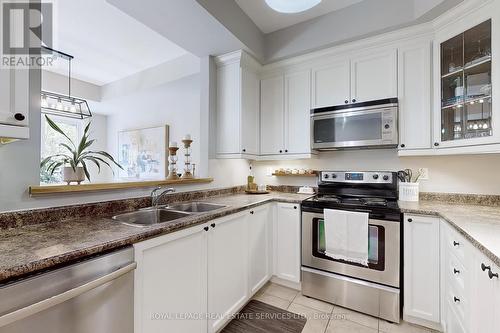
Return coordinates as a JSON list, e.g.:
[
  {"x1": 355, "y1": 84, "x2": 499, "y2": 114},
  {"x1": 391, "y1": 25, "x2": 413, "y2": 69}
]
[
  {"x1": 235, "y1": 0, "x2": 364, "y2": 33},
  {"x1": 45, "y1": 0, "x2": 188, "y2": 86}
]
